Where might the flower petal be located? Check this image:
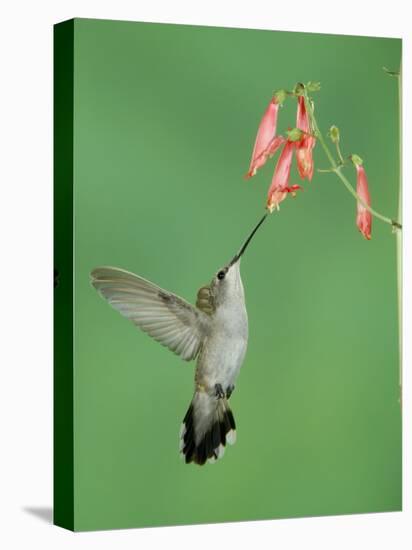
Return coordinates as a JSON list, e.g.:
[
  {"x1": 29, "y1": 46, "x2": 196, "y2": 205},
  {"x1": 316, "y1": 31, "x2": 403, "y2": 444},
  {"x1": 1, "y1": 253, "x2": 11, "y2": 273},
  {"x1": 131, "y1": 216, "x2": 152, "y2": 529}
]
[
  {"x1": 356, "y1": 165, "x2": 372, "y2": 240},
  {"x1": 296, "y1": 96, "x2": 310, "y2": 134},
  {"x1": 296, "y1": 135, "x2": 316, "y2": 180},
  {"x1": 246, "y1": 99, "x2": 279, "y2": 179},
  {"x1": 267, "y1": 141, "x2": 295, "y2": 210}
]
